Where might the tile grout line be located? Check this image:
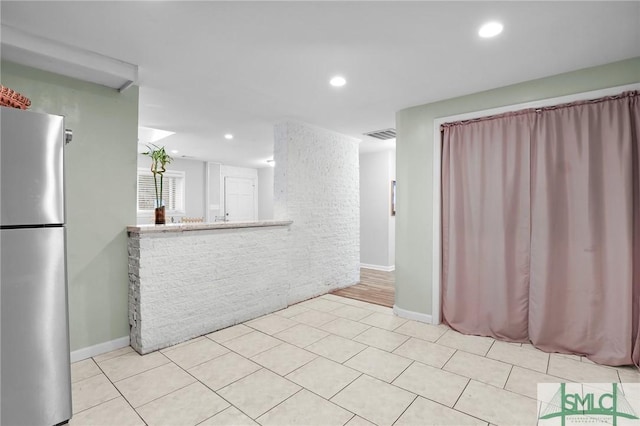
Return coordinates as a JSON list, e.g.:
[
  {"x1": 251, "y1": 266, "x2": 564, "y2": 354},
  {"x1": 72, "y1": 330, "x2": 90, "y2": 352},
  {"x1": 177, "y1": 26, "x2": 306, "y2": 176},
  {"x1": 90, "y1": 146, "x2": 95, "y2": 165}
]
[
  {"x1": 341, "y1": 413, "x2": 357, "y2": 426},
  {"x1": 484, "y1": 338, "x2": 497, "y2": 357},
  {"x1": 394, "y1": 336, "x2": 412, "y2": 352},
  {"x1": 244, "y1": 316, "x2": 301, "y2": 336},
  {"x1": 450, "y1": 377, "x2": 471, "y2": 409},
  {"x1": 97, "y1": 351, "x2": 173, "y2": 382},
  {"x1": 330, "y1": 323, "x2": 372, "y2": 340},
  {"x1": 133, "y1": 380, "x2": 197, "y2": 415},
  {"x1": 70, "y1": 361, "x2": 103, "y2": 384},
  {"x1": 390, "y1": 359, "x2": 416, "y2": 383},
  {"x1": 217, "y1": 330, "x2": 289, "y2": 359},
  {"x1": 545, "y1": 351, "x2": 550, "y2": 374},
  {"x1": 163, "y1": 344, "x2": 231, "y2": 371},
  {"x1": 503, "y1": 365, "x2": 515, "y2": 390},
  {"x1": 431, "y1": 387, "x2": 492, "y2": 425},
  {"x1": 69, "y1": 393, "x2": 122, "y2": 419},
  {"x1": 346, "y1": 325, "x2": 432, "y2": 358},
  {"x1": 160, "y1": 335, "x2": 207, "y2": 354},
  {"x1": 390, "y1": 394, "x2": 419, "y2": 426},
  {"x1": 396, "y1": 380, "x2": 491, "y2": 426},
  {"x1": 88, "y1": 356, "x2": 149, "y2": 425},
  {"x1": 251, "y1": 349, "x2": 319, "y2": 378},
  {"x1": 280, "y1": 353, "x2": 323, "y2": 378},
  {"x1": 327, "y1": 372, "x2": 364, "y2": 401},
  {"x1": 440, "y1": 349, "x2": 458, "y2": 370},
  {"x1": 452, "y1": 379, "x2": 537, "y2": 424},
  {"x1": 434, "y1": 328, "x2": 449, "y2": 344},
  {"x1": 297, "y1": 298, "x2": 359, "y2": 314},
  {"x1": 480, "y1": 356, "x2": 561, "y2": 383},
  {"x1": 391, "y1": 320, "x2": 408, "y2": 332},
  {"x1": 170, "y1": 352, "x2": 258, "y2": 423},
  {"x1": 321, "y1": 322, "x2": 372, "y2": 340},
  {"x1": 91, "y1": 346, "x2": 136, "y2": 364},
  {"x1": 350, "y1": 339, "x2": 403, "y2": 355},
  {"x1": 253, "y1": 387, "x2": 306, "y2": 422},
  {"x1": 471, "y1": 377, "x2": 541, "y2": 403},
  {"x1": 194, "y1": 406, "x2": 236, "y2": 426},
  {"x1": 339, "y1": 344, "x2": 373, "y2": 365},
  {"x1": 203, "y1": 325, "x2": 253, "y2": 345}
]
